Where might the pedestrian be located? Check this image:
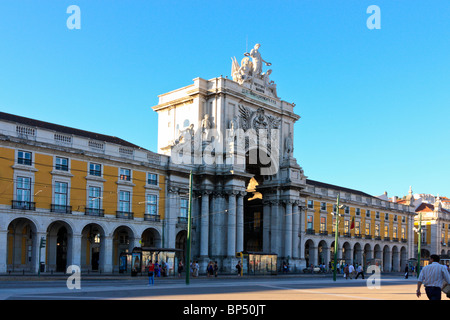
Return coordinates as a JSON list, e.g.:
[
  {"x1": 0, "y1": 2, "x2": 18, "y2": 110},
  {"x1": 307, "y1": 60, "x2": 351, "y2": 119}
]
[
  {"x1": 356, "y1": 264, "x2": 365, "y2": 279},
  {"x1": 348, "y1": 264, "x2": 355, "y2": 279},
  {"x1": 193, "y1": 261, "x2": 199, "y2": 277},
  {"x1": 236, "y1": 261, "x2": 242, "y2": 276},
  {"x1": 404, "y1": 265, "x2": 409, "y2": 279},
  {"x1": 207, "y1": 261, "x2": 213, "y2": 277},
  {"x1": 344, "y1": 264, "x2": 349, "y2": 280},
  {"x1": 154, "y1": 261, "x2": 160, "y2": 277},
  {"x1": 416, "y1": 254, "x2": 450, "y2": 300},
  {"x1": 147, "y1": 260, "x2": 155, "y2": 286},
  {"x1": 214, "y1": 261, "x2": 218, "y2": 277},
  {"x1": 178, "y1": 261, "x2": 184, "y2": 278}
]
